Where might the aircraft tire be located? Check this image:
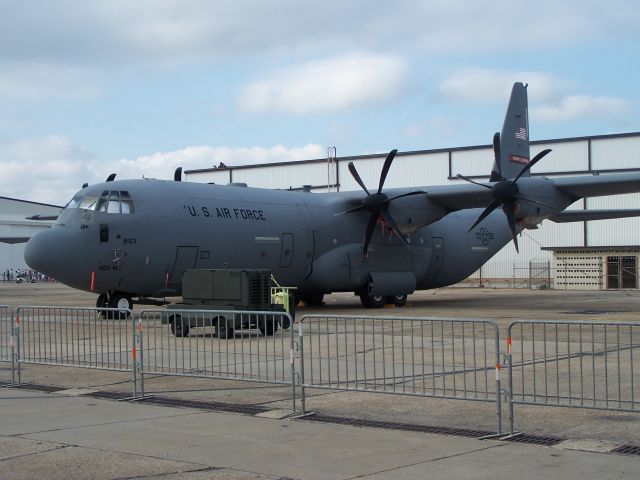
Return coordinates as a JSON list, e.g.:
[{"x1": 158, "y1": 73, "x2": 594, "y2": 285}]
[
  {"x1": 96, "y1": 293, "x2": 109, "y2": 318},
  {"x1": 302, "y1": 293, "x2": 324, "y2": 306},
  {"x1": 107, "y1": 292, "x2": 133, "y2": 318},
  {"x1": 258, "y1": 316, "x2": 279, "y2": 336},
  {"x1": 170, "y1": 314, "x2": 189, "y2": 337},
  {"x1": 359, "y1": 292, "x2": 385, "y2": 308},
  {"x1": 215, "y1": 316, "x2": 234, "y2": 339},
  {"x1": 386, "y1": 294, "x2": 408, "y2": 307}
]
